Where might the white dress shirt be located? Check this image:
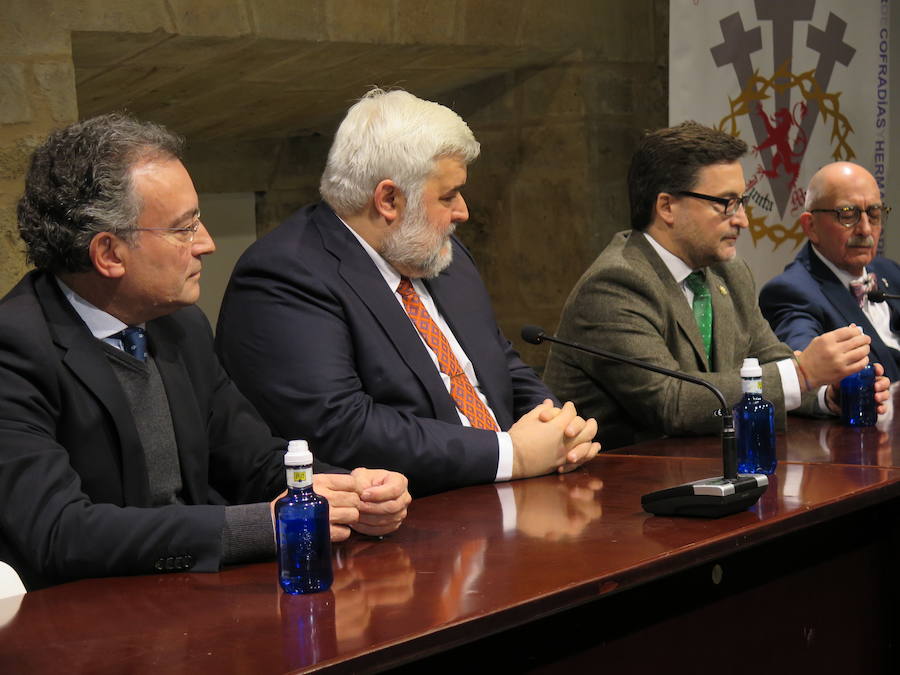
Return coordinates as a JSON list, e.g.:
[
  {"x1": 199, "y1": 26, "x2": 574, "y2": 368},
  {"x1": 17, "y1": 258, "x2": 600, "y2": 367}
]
[{"x1": 56, "y1": 278, "x2": 143, "y2": 350}]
